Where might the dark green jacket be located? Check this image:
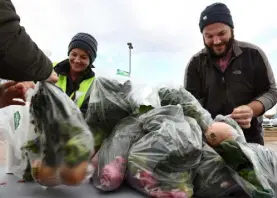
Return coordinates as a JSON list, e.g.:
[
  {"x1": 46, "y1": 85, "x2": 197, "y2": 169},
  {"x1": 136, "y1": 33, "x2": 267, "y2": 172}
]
[{"x1": 0, "y1": 0, "x2": 52, "y2": 81}]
